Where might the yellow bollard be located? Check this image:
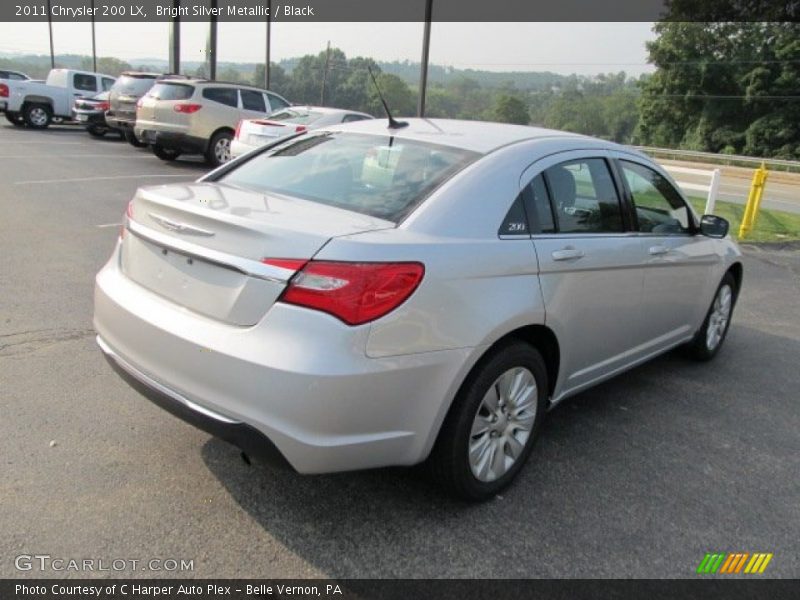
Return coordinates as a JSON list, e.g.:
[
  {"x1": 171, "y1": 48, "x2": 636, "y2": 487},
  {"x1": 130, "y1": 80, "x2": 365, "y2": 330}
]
[{"x1": 738, "y1": 162, "x2": 769, "y2": 239}]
